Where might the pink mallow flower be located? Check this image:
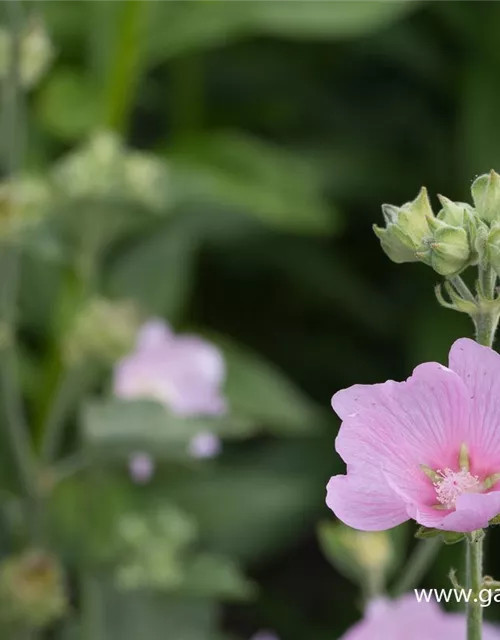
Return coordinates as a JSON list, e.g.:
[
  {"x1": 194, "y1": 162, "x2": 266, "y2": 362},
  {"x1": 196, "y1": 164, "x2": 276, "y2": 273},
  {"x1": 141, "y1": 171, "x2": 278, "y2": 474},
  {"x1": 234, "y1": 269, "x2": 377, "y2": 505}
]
[
  {"x1": 114, "y1": 319, "x2": 225, "y2": 460},
  {"x1": 339, "y1": 596, "x2": 500, "y2": 640},
  {"x1": 327, "y1": 338, "x2": 500, "y2": 533}
]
